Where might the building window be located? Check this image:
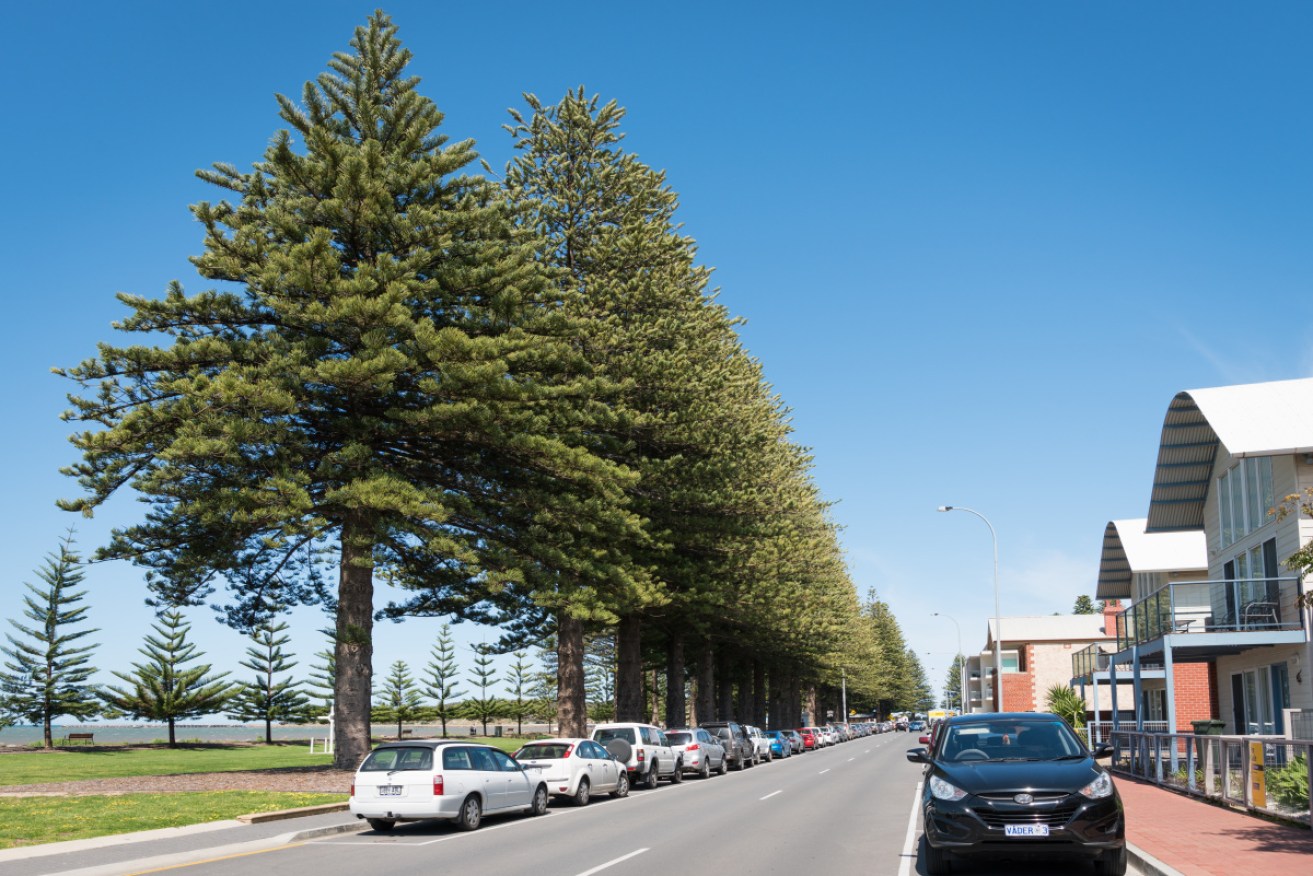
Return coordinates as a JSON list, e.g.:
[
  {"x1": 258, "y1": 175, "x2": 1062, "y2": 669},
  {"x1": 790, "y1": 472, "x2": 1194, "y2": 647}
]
[
  {"x1": 1001, "y1": 652, "x2": 1020, "y2": 673},
  {"x1": 1218, "y1": 457, "x2": 1274, "y2": 548}
]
